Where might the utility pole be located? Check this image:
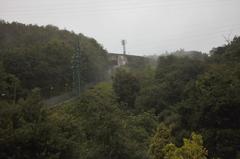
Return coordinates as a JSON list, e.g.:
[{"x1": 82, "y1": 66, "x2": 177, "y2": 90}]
[
  {"x1": 121, "y1": 40, "x2": 126, "y2": 55},
  {"x1": 72, "y1": 36, "x2": 81, "y2": 96}
]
